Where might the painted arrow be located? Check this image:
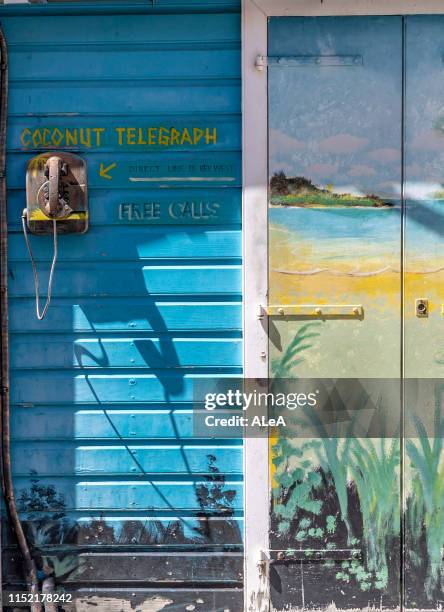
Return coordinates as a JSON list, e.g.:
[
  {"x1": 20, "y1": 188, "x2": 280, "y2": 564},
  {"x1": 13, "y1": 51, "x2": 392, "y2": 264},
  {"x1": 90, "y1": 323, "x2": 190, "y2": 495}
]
[{"x1": 99, "y1": 162, "x2": 117, "y2": 180}]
